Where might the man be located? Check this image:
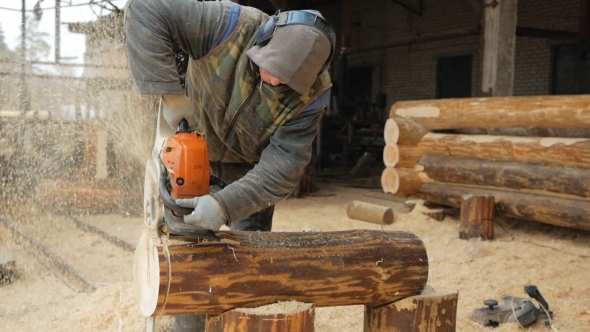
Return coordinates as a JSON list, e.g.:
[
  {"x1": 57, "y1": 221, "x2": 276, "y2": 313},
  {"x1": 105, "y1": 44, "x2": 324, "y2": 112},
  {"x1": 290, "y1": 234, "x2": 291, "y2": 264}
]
[
  {"x1": 125, "y1": 0, "x2": 334, "y2": 233},
  {"x1": 124, "y1": 1, "x2": 333, "y2": 328}
]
